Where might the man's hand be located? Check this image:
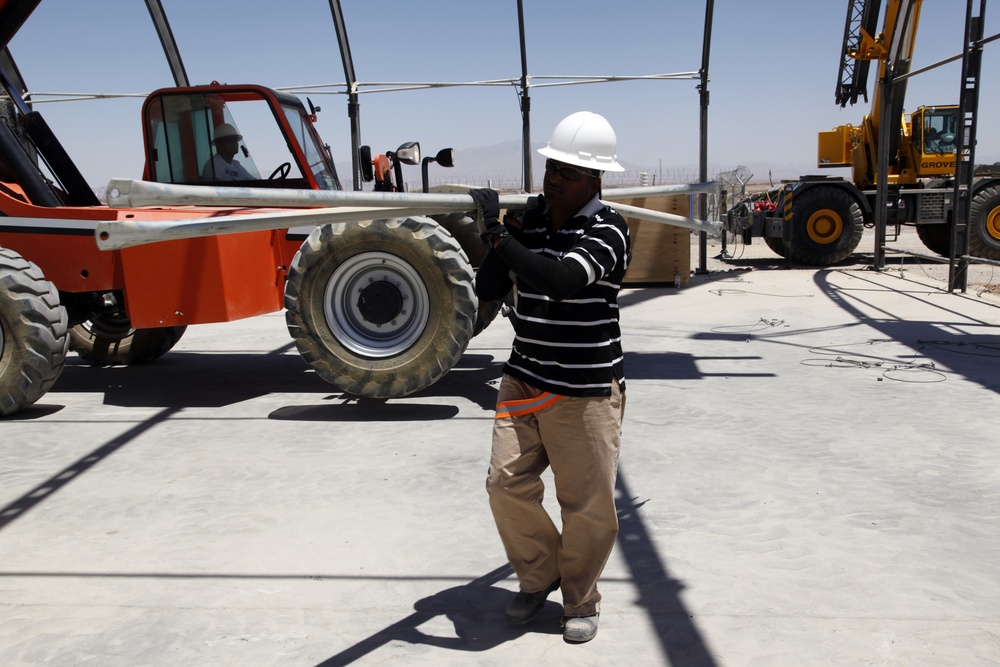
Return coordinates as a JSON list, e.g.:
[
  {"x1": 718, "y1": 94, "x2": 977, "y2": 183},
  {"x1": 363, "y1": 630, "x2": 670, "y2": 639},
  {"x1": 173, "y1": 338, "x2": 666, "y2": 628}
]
[{"x1": 469, "y1": 188, "x2": 507, "y2": 244}]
